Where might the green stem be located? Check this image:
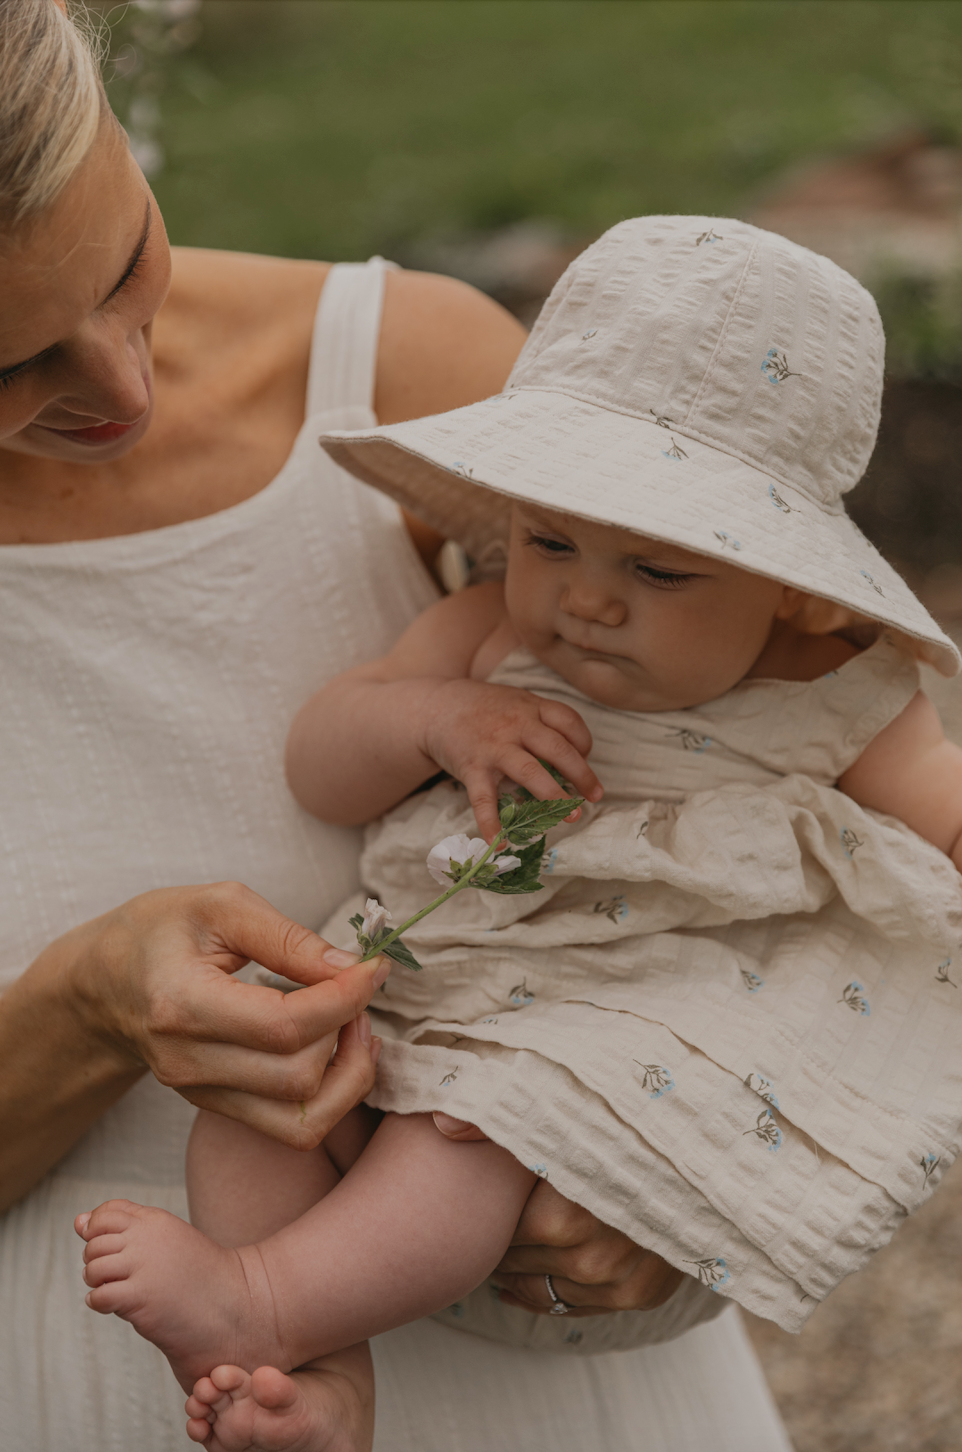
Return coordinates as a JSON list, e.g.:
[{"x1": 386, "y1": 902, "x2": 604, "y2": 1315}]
[{"x1": 359, "y1": 836, "x2": 507, "y2": 962}]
